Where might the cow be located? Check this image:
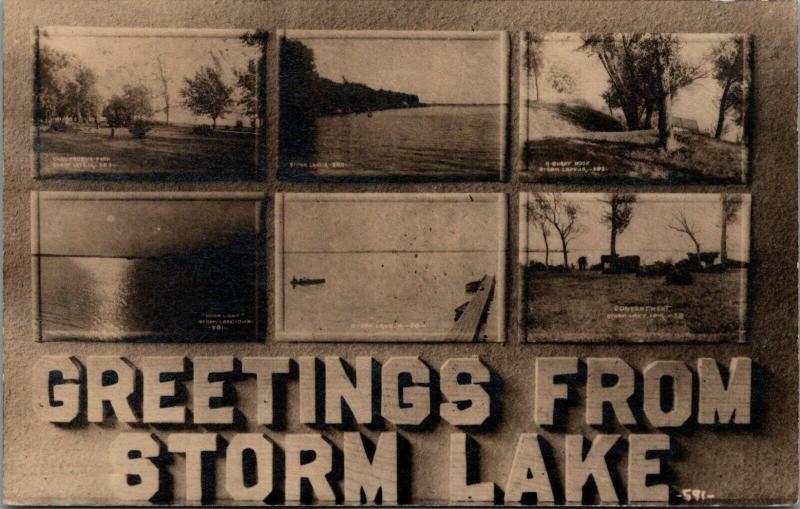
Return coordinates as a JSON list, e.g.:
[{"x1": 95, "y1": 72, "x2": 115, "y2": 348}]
[{"x1": 578, "y1": 256, "x2": 587, "y2": 271}]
